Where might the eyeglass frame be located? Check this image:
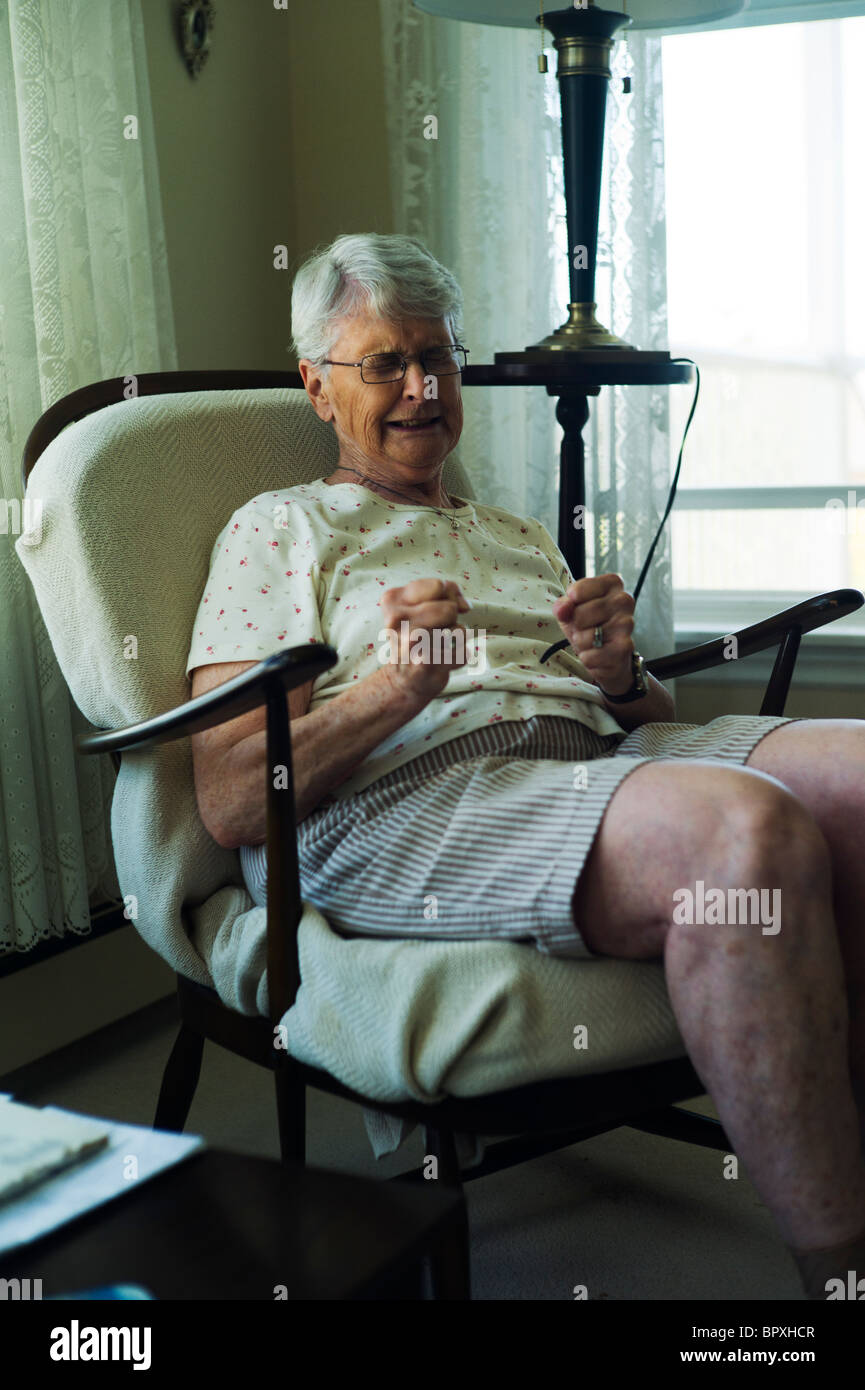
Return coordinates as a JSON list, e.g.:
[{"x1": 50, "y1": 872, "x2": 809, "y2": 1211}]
[{"x1": 321, "y1": 343, "x2": 469, "y2": 383}]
